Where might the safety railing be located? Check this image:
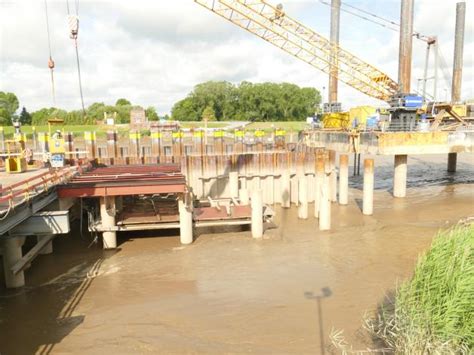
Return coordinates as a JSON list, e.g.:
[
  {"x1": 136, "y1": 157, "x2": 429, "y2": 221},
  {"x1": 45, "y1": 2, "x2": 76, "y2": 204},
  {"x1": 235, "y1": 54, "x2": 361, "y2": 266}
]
[{"x1": 0, "y1": 166, "x2": 80, "y2": 216}]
